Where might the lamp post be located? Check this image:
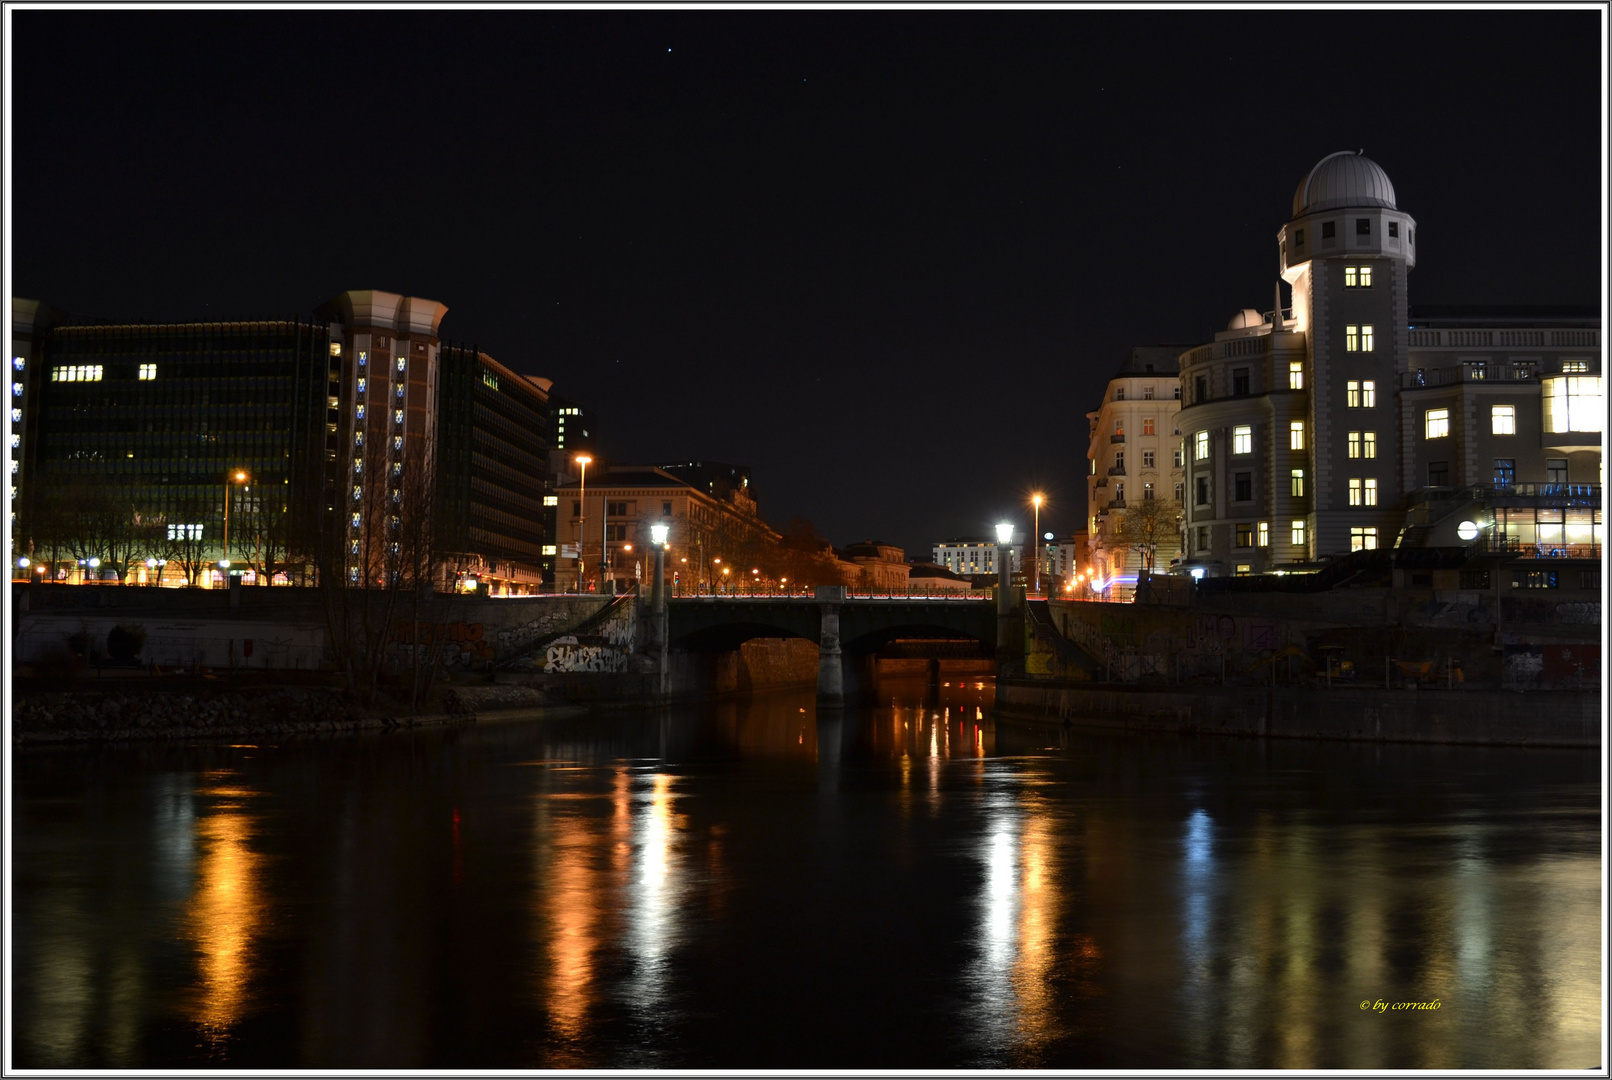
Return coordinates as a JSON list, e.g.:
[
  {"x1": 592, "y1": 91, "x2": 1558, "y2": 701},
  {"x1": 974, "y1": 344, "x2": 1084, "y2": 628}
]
[
  {"x1": 574, "y1": 454, "x2": 592, "y2": 592},
  {"x1": 995, "y1": 521, "x2": 1016, "y2": 665},
  {"x1": 221, "y1": 469, "x2": 247, "y2": 572},
  {"x1": 1031, "y1": 493, "x2": 1044, "y2": 595},
  {"x1": 650, "y1": 522, "x2": 670, "y2": 695}
]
